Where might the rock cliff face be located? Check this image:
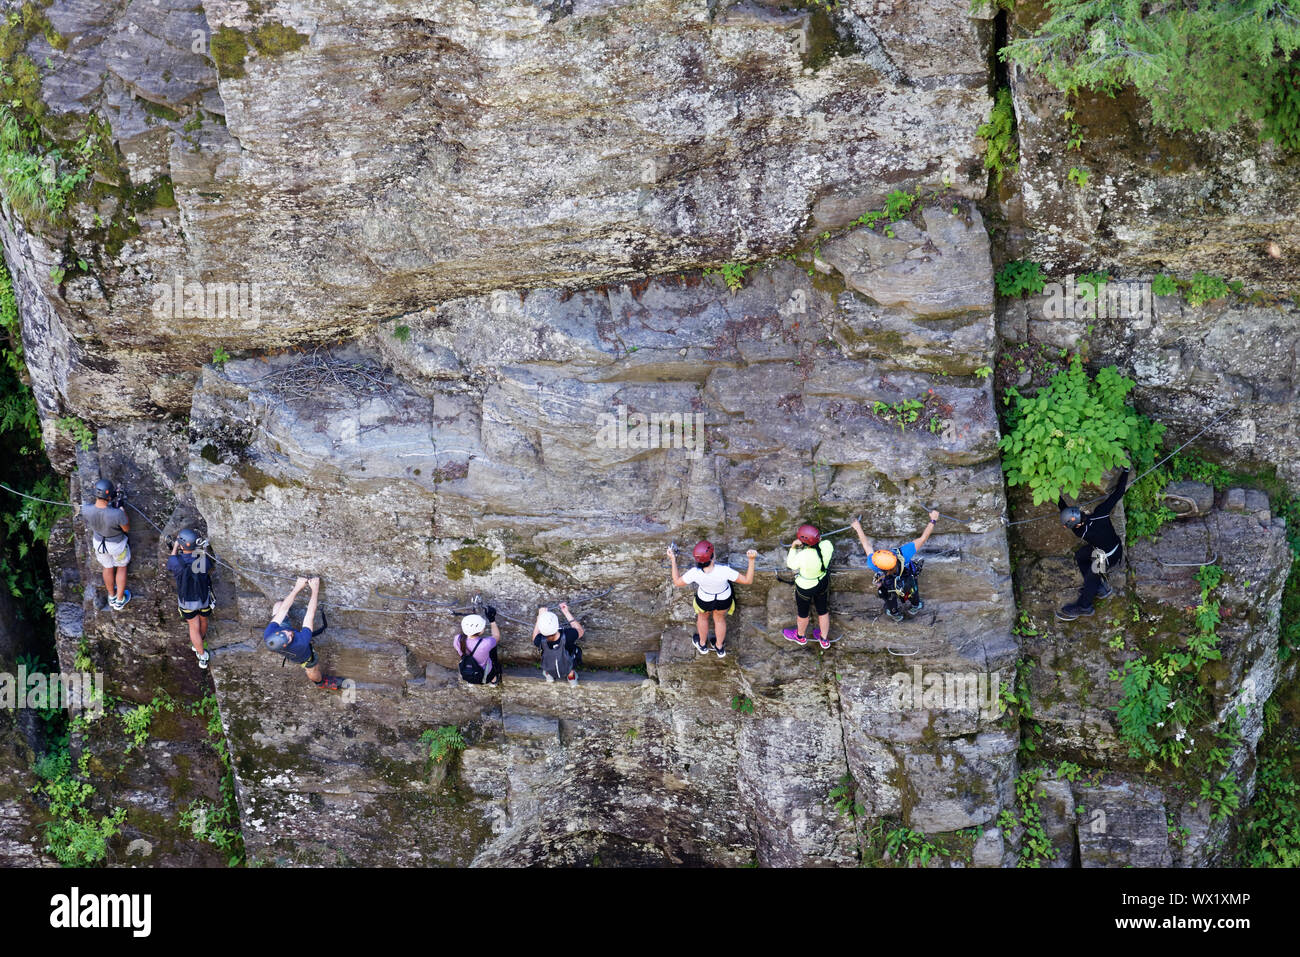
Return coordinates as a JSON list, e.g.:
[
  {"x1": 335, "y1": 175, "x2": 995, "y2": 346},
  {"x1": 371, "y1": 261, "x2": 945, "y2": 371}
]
[{"x1": 1, "y1": 0, "x2": 1295, "y2": 867}]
